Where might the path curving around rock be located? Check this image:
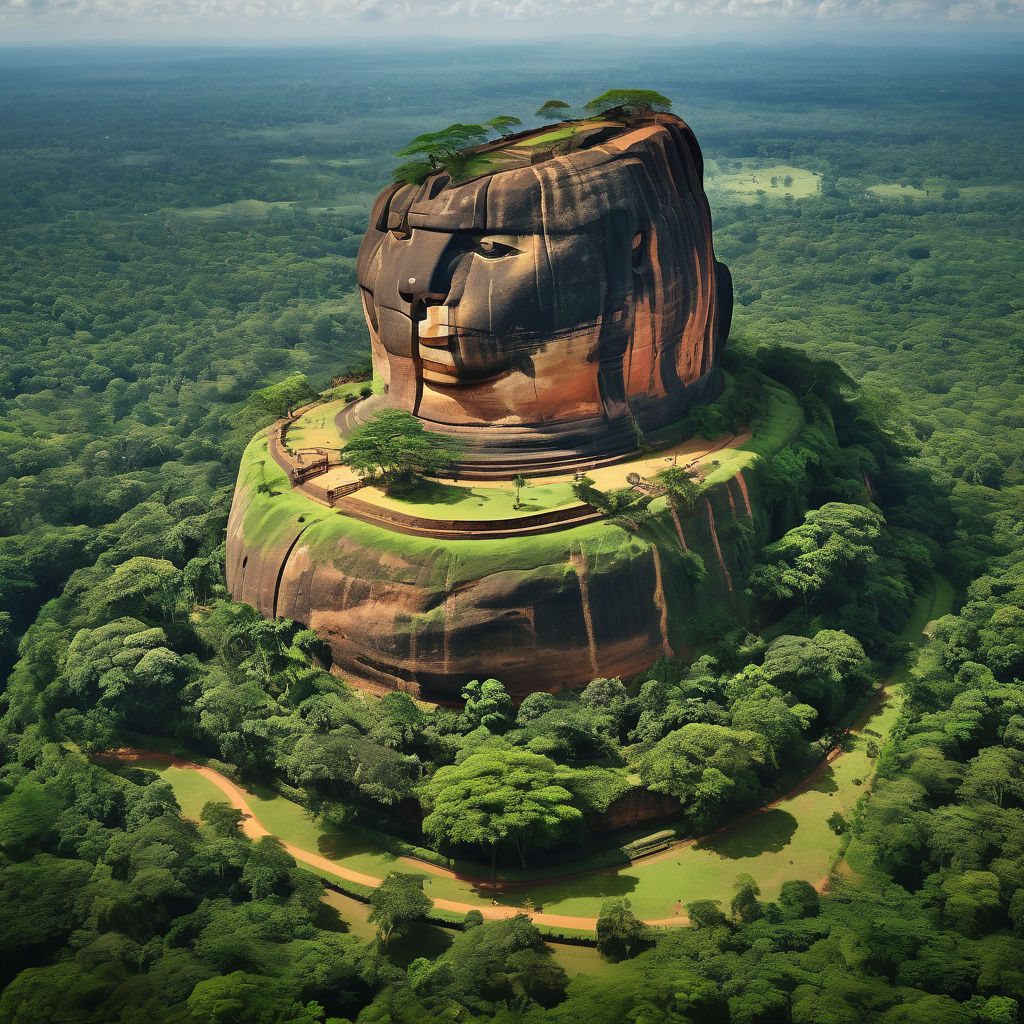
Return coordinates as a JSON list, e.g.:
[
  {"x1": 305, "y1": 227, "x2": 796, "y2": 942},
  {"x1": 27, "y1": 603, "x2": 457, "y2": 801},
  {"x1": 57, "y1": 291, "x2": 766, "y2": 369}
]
[
  {"x1": 96, "y1": 574, "x2": 949, "y2": 934},
  {"x1": 97, "y1": 749, "x2": 606, "y2": 931}
]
